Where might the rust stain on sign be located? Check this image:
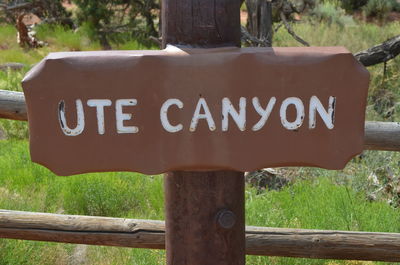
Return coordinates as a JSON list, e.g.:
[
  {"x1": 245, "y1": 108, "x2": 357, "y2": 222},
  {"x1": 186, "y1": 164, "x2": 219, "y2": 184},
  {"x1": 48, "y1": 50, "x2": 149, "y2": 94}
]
[{"x1": 22, "y1": 46, "x2": 369, "y2": 176}]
